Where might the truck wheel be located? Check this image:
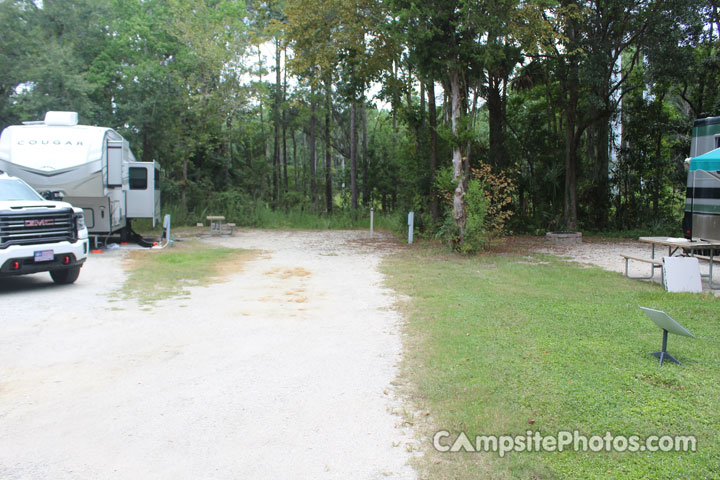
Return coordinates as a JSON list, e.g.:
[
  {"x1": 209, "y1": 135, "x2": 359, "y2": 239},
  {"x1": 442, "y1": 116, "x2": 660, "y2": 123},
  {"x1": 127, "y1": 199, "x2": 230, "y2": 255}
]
[{"x1": 50, "y1": 267, "x2": 81, "y2": 284}]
